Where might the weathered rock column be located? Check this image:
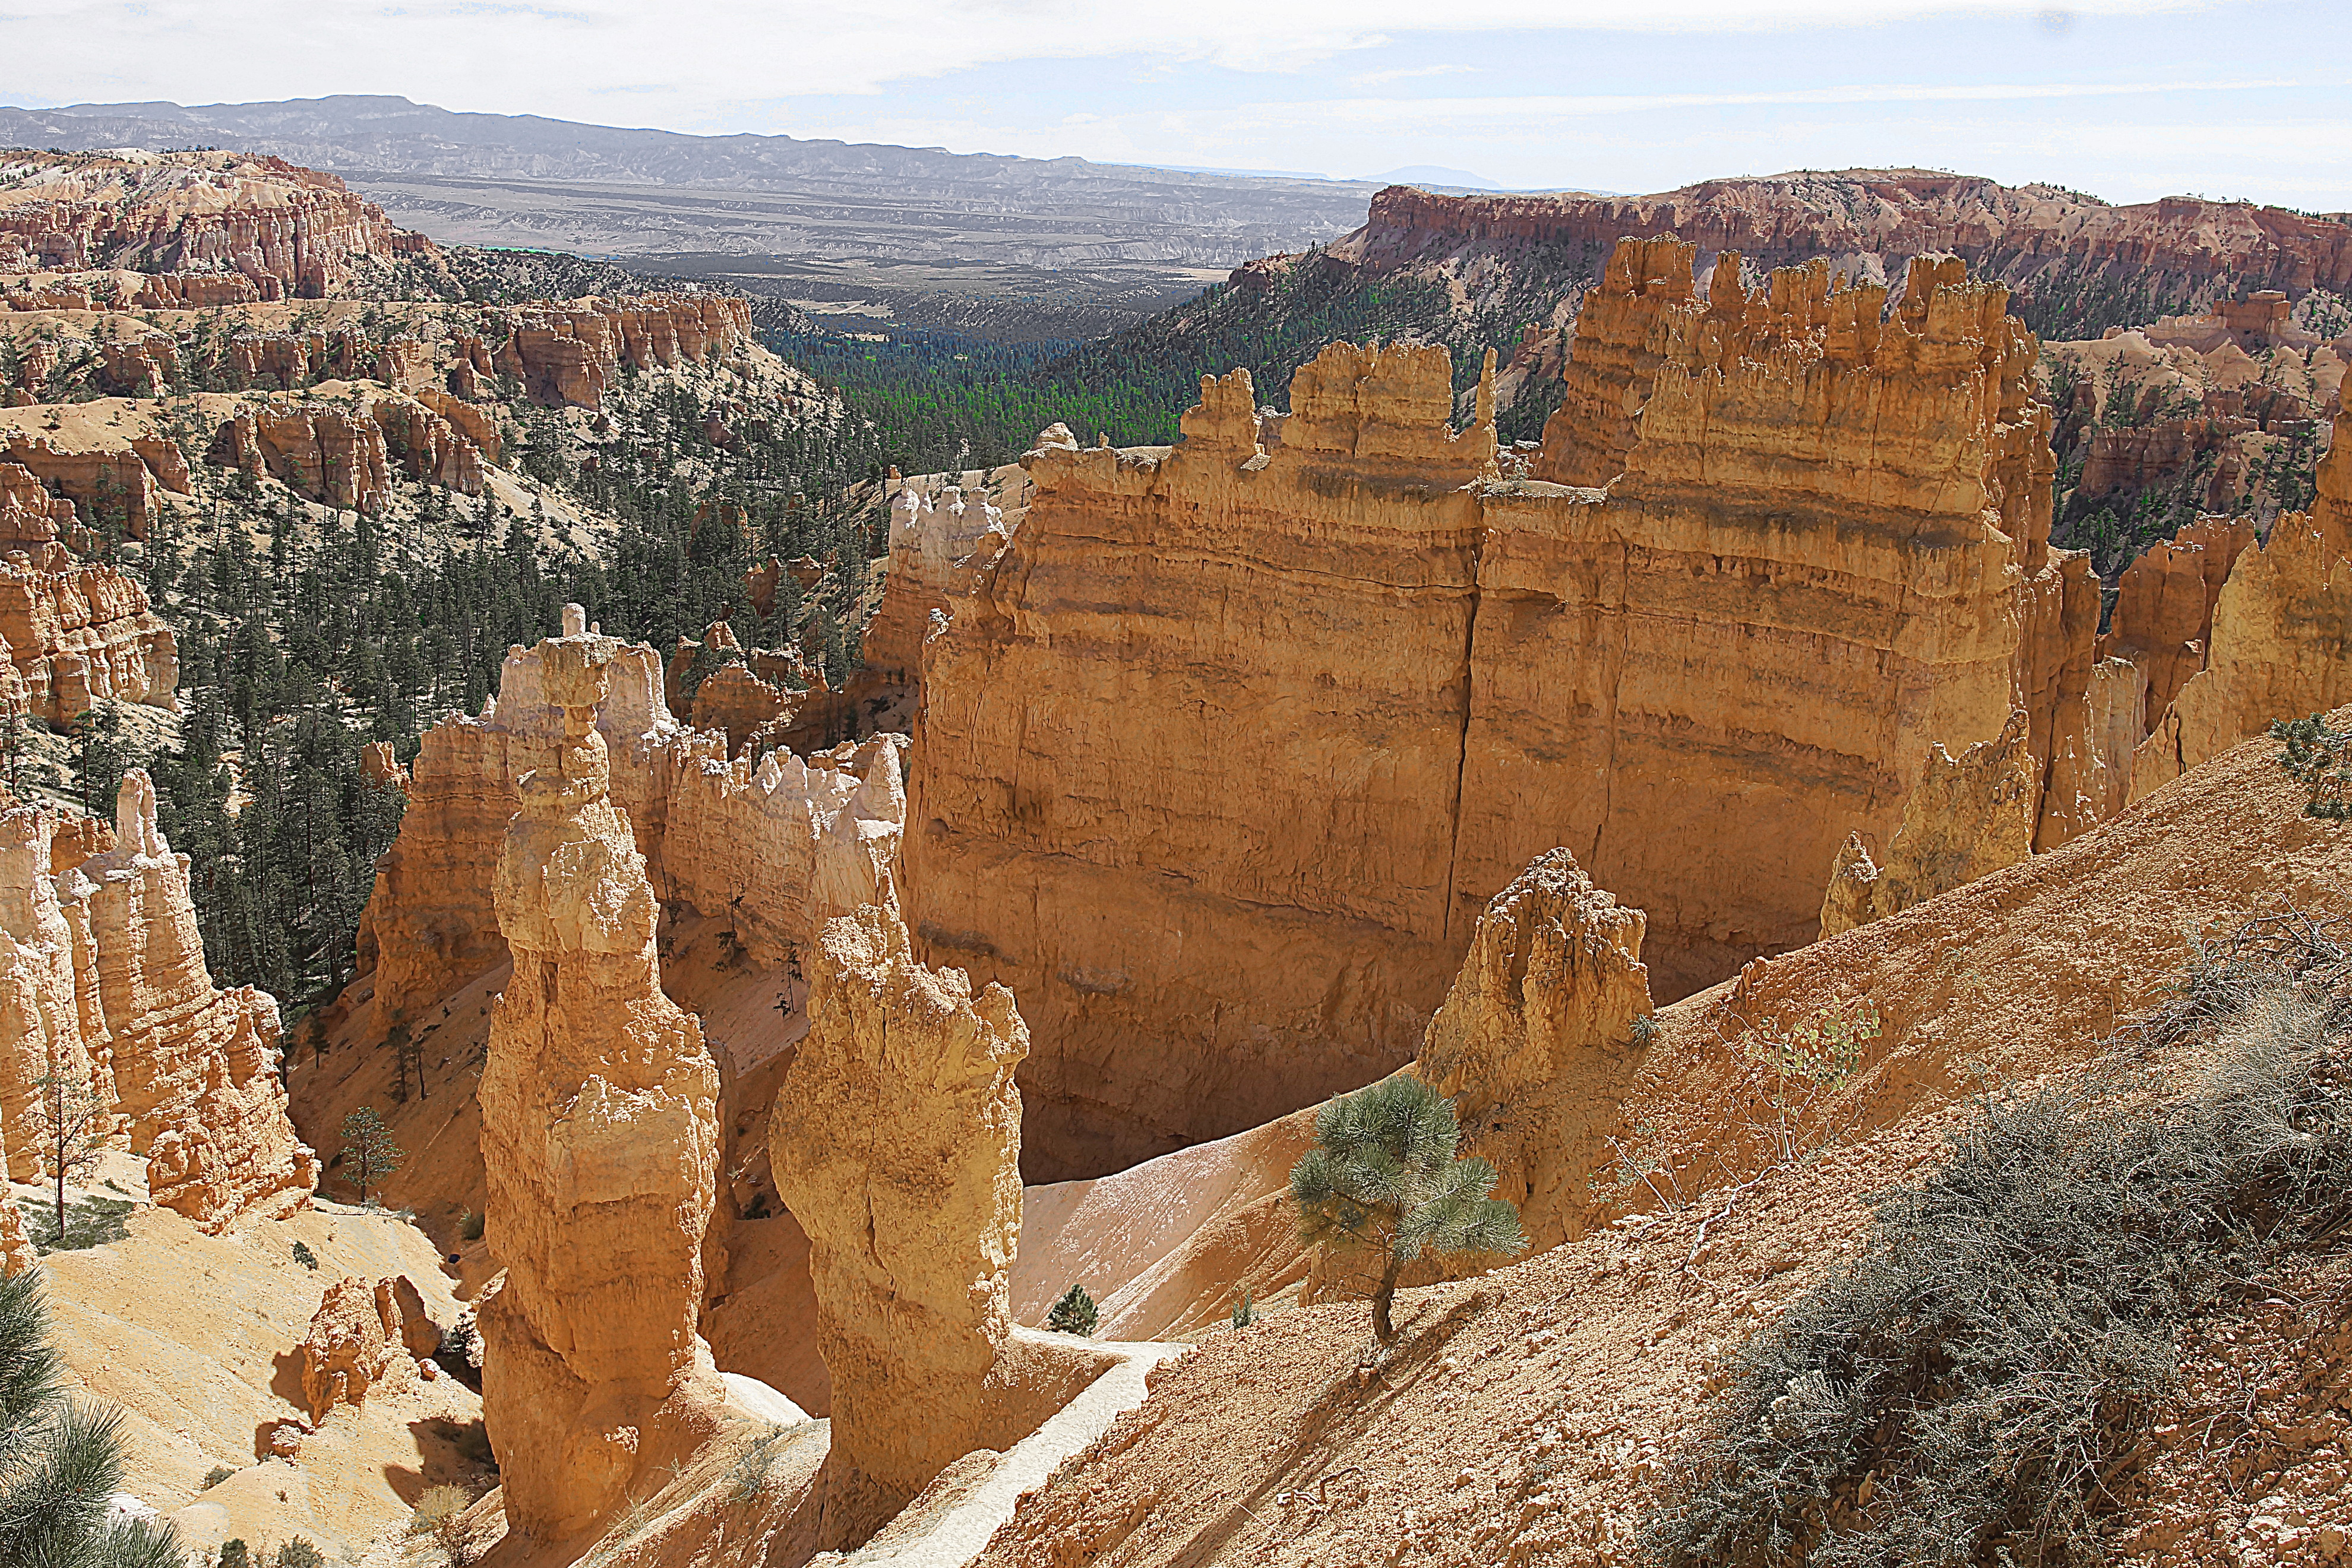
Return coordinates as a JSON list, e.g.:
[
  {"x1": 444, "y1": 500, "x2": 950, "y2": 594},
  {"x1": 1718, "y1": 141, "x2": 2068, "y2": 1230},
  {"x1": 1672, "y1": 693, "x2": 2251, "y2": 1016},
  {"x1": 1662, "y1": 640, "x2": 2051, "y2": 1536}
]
[
  {"x1": 770, "y1": 900, "x2": 1033, "y2": 1544},
  {"x1": 1415, "y1": 848, "x2": 1655, "y2": 1250},
  {"x1": 478, "y1": 605, "x2": 725, "y2": 1545}
]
